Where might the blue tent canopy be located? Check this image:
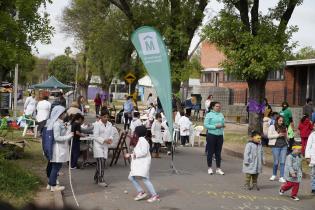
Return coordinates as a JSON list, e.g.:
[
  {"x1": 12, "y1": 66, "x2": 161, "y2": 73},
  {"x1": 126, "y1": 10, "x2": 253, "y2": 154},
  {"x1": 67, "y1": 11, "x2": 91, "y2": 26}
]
[{"x1": 31, "y1": 76, "x2": 72, "y2": 89}]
